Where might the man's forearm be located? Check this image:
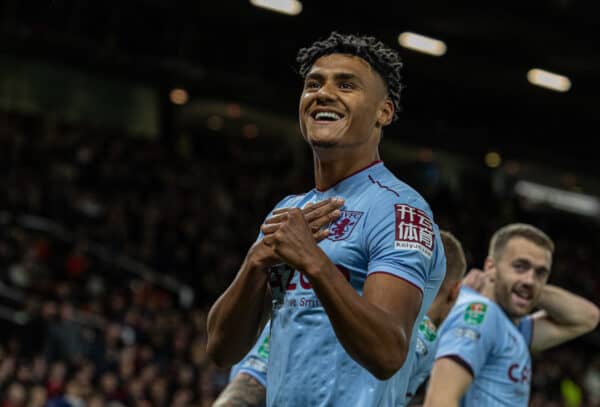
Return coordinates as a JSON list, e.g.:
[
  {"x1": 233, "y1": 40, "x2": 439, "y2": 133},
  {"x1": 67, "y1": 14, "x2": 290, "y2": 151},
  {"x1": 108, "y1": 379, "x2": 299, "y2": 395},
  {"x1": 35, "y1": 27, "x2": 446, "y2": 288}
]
[
  {"x1": 423, "y1": 395, "x2": 458, "y2": 407},
  {"x1": 305, "y1": 255, "x2": 409, "y2": 380},
  {"x1": 537, "y1": 284, "x2": 599, "y2": 330},
  {"x1": 207, "y1": 257, "x2": 270, "y2": 367},
  {"x1": 212, "y1": 373, "x2": 266, "y2": 407}
]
